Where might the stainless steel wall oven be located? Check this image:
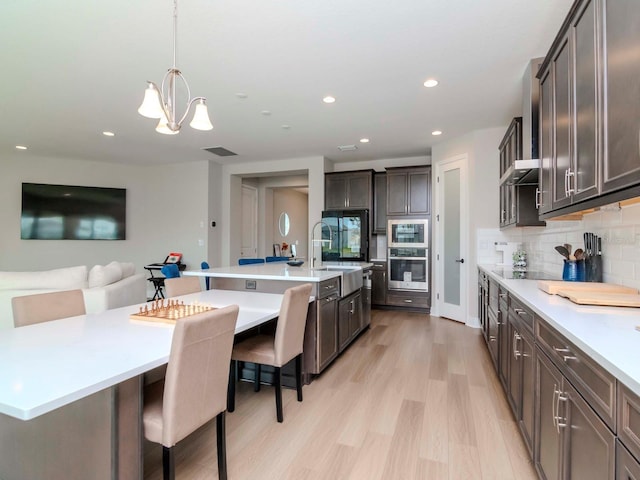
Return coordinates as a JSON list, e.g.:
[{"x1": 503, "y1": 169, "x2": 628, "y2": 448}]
[{"x1": 388, "y1": 247, "x2": 428, "y2": 291}]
